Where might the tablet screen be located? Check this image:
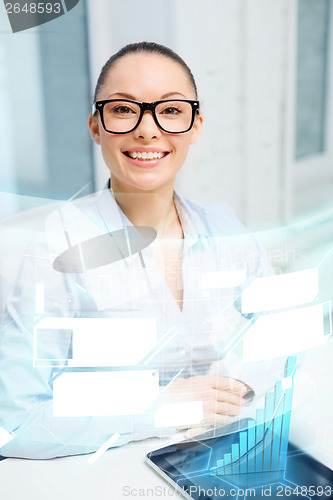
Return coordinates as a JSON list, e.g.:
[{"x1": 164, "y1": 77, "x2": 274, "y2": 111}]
[{"x1": 146, "y1": 422, "x2": 333, "y2": 500}]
